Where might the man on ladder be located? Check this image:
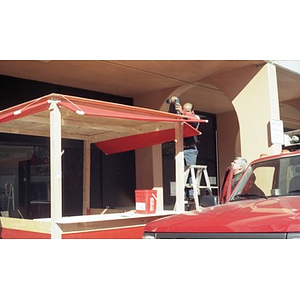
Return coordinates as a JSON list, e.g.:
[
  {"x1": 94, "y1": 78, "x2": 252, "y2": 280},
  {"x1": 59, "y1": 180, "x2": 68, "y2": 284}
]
[{"x1": 174, "y1": 99, "x2": 201, "y2": 208}]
